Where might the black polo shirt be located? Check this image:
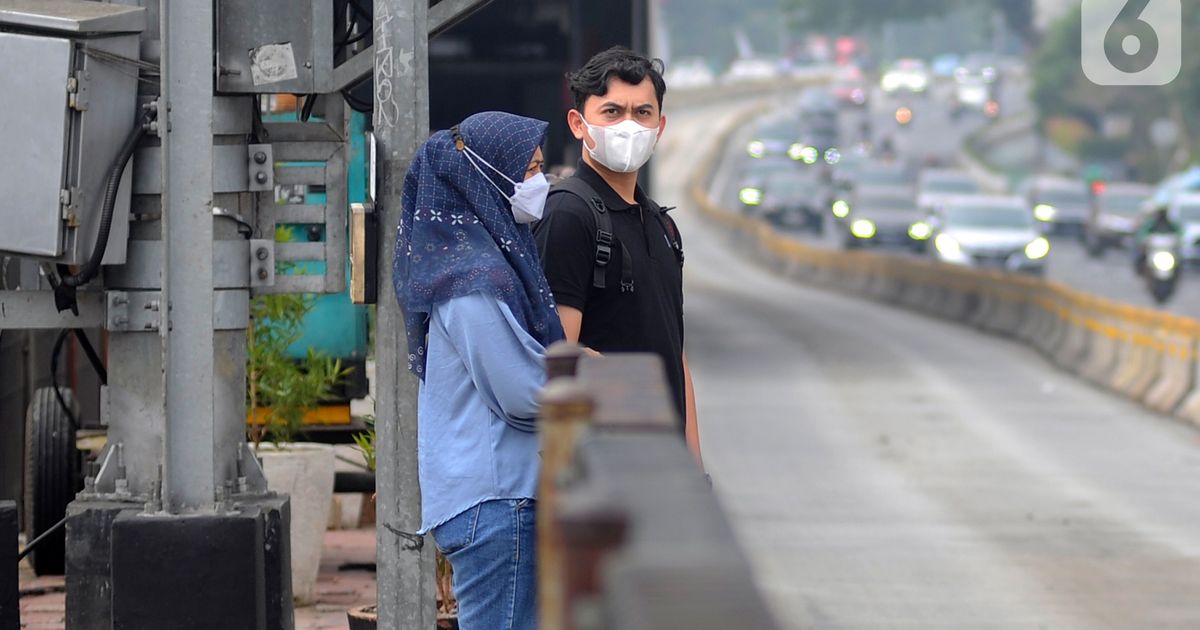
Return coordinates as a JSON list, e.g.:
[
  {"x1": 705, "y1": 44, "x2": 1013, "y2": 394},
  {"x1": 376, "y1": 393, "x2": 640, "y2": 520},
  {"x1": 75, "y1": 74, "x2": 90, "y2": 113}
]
[{"x1": 534, "y1": 161, "x2": 686, "y2": 426}]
